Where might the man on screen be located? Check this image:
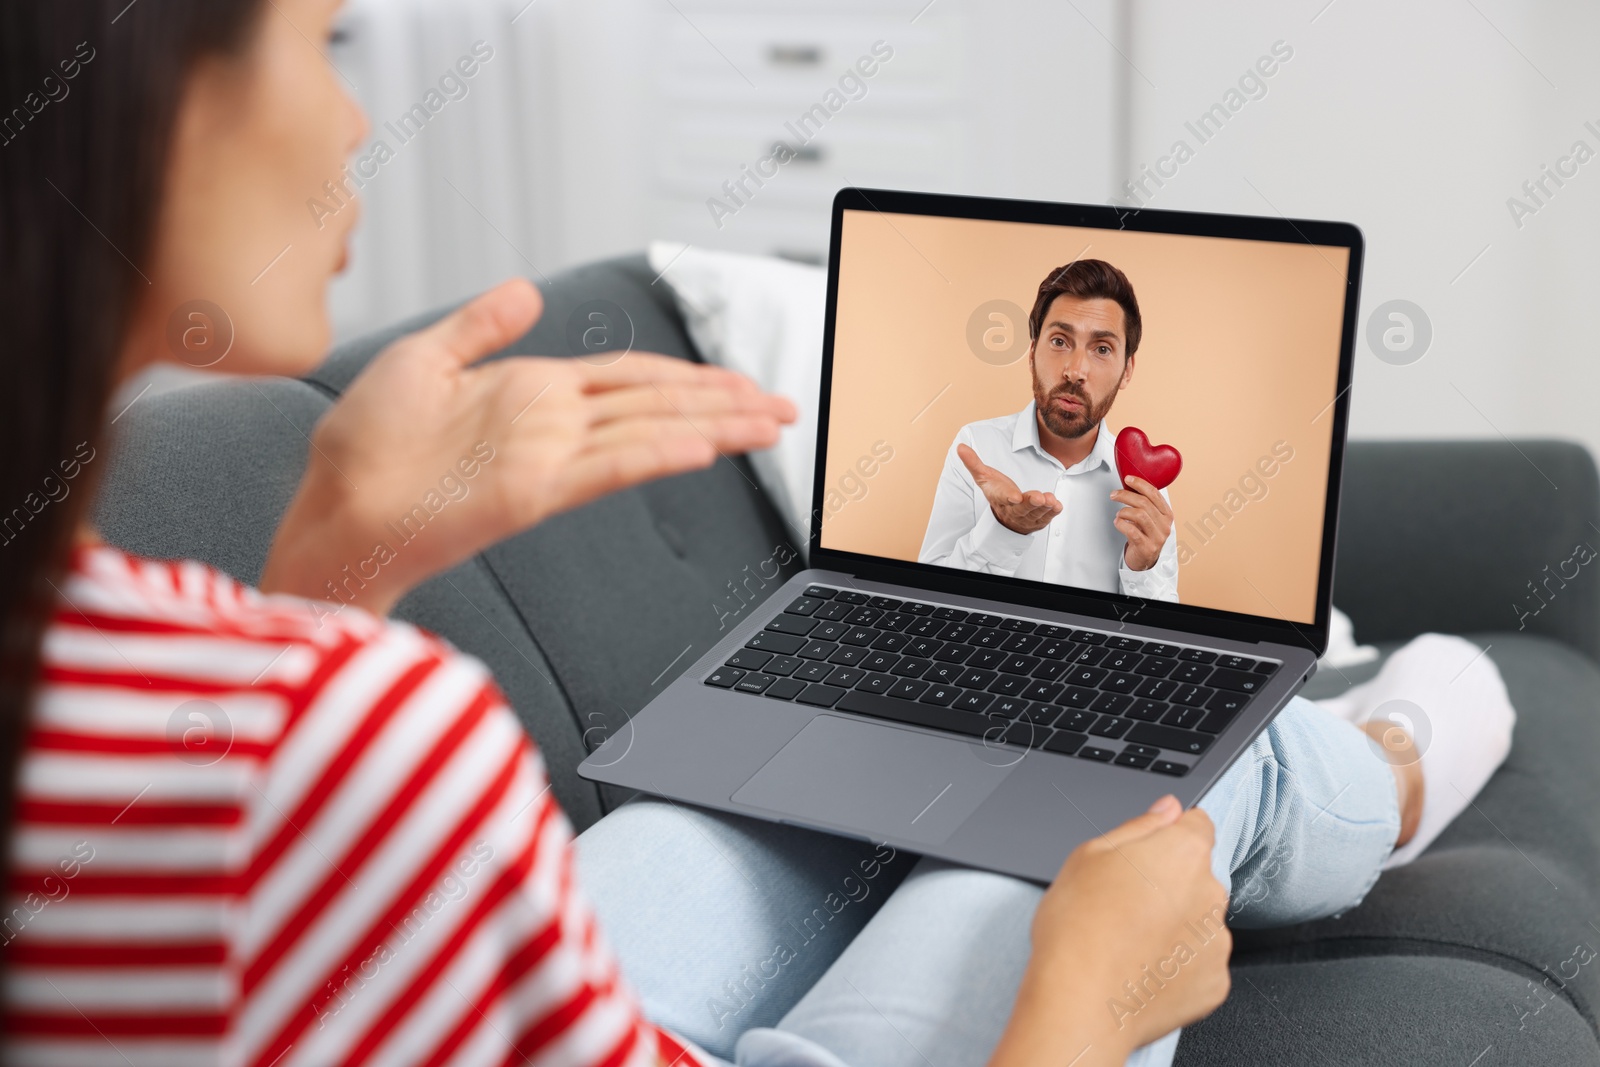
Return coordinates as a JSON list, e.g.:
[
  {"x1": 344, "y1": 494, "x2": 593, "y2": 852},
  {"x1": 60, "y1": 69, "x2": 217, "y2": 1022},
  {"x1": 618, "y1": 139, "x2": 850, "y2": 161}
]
[{"x1": 919, "y1": 259, "x2": 1178, "y2": 601}]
